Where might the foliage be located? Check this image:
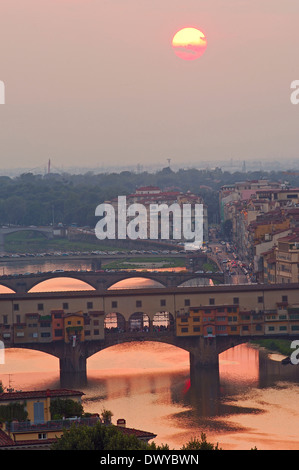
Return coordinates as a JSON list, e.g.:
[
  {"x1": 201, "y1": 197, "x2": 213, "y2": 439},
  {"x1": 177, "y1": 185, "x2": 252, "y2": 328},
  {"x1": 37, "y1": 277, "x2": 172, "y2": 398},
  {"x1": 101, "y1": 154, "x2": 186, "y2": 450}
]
[
  {"x1": 250, "y1": 339, "x2": 293, "y2": 356},
  {"x1": 101, "y1": 408, "x2": 113, "y2": 424},
  {"x1": 180, "y1": 433, "x2": 221, "y2": 450},
  {"x1": 0, "y1": 402, "x2": 28, "y2": 423},
  {"x1": 0, "y1": 381, "x2": 4, "y2": 394},
  {"x1": 0, "y1": 167, "x2": 293, "y2": 229},
  {"x1": 50, "y1": 398, "x2": 84, "y2": 420},
  {"x1": 51, "y1": 422, "x2": 153, "y2": 450}
]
